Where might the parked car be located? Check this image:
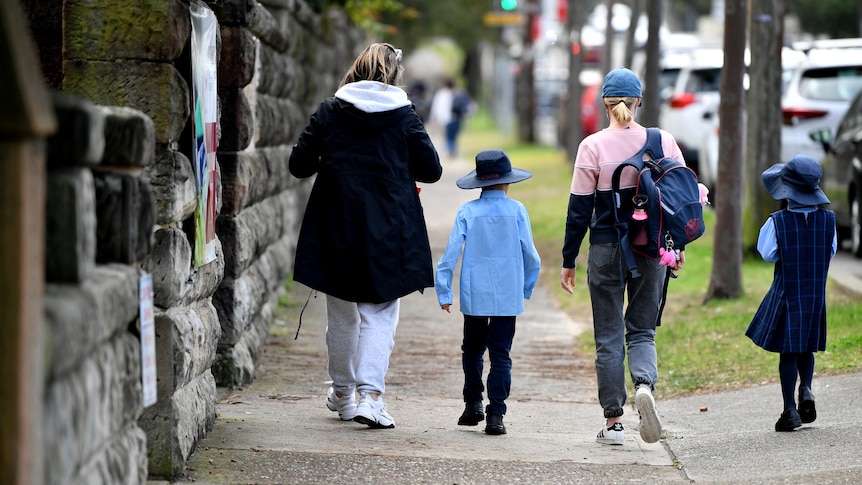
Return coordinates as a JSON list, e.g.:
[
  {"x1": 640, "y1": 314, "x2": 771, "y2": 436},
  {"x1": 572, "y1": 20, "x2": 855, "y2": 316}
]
[
  {"x1": 696, "y1": 47, "x2": 808, "y2": 190},
  {"x1": 658, "y1": 47, "x2": 725, "y2": 178},
  {"x1": 780, "y1": 47, "x2": 862, "y2": 163},
  {"x1": 810, "y1": 88, "x2": 862, "y2": 258}
]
